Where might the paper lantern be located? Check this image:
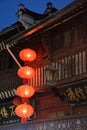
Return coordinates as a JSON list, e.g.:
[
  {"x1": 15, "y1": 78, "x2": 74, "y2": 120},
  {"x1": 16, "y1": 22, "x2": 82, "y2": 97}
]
[
  {"x1": 15, "y1": 104, "x2": 34, "y2": 118},
  {"x1": 18, "y1": 66, "x2": 35, "y2": 79},
  {"x1": 12, "y1": 97, "x2": 22, "y2": 105},
  {"x1": 19, "y1": 48, "x2": 36, "y2": 62},
  {"x1": 16, "y1": 84, "x2": 35, "y2": 98}
]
